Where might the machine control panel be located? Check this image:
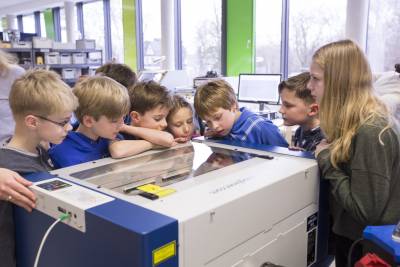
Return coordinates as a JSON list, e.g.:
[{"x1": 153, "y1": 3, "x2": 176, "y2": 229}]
[{"x1": 31, "y1": 178, "x2": 114, "y2": 232}]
